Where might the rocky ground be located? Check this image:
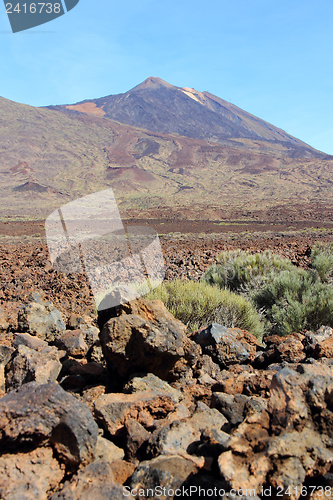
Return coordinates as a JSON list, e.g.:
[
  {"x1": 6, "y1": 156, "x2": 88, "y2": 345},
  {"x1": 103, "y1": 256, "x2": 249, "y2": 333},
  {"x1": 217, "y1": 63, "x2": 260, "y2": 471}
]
[
  {"x1": 1, "y1": 232, "x2": 333, "y2": 498},
  {"x1": 1, "y1": 232, "x2": 332, "y2": 330}
]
